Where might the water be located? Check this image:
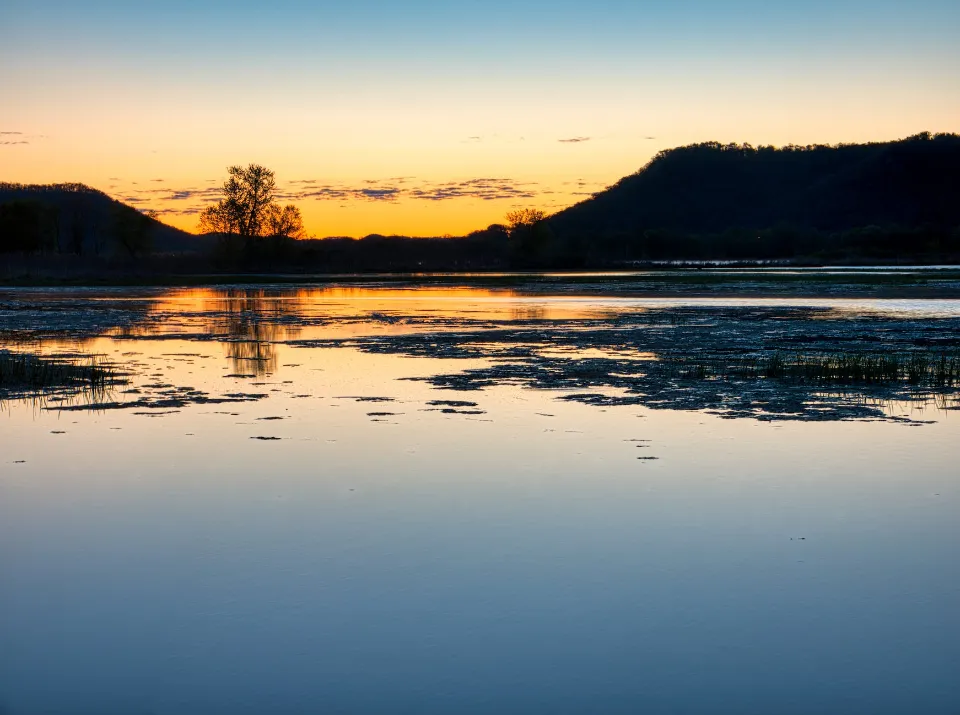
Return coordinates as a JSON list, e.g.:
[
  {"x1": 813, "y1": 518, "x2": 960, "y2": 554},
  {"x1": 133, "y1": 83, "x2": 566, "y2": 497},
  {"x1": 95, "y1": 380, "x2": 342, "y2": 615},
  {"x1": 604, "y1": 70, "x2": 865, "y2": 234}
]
[{"x1": 1, "y1": 282, "x2": 959, "y2": 714}]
